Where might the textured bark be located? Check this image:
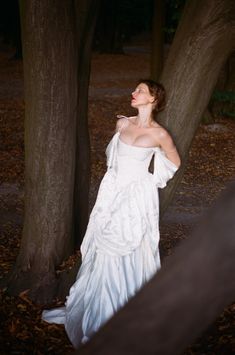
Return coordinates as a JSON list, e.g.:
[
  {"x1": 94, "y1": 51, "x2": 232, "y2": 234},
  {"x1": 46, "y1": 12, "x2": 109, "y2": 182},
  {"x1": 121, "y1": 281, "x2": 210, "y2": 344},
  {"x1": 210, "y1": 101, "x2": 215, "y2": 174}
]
[
  {"x1": 6, "y1": 1, "x2": 77, "y2": 303},
  {"x1": 76, "y1": 182, "x2": 235, "y2": 355},
  {"x1": 157, "y1": 0, "x2": 235, "y2": 213},
  {"x1": 73, "y1": 0, "x2": 101, "y2": 246},
  {"x1": 151, "y1": 0, "x2": 165, "y2": 80}
]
